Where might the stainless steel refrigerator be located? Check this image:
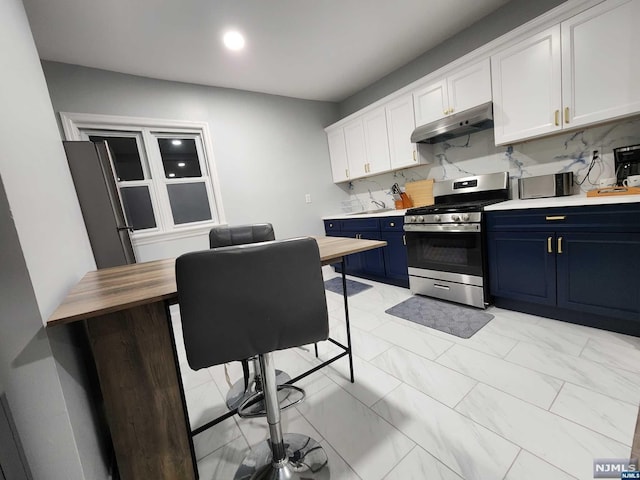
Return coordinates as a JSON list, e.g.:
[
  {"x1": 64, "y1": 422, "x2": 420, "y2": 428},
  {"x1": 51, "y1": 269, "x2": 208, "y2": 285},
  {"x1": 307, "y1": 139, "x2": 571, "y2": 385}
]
[{"x1": 64, "y1": 141, "x2": 136, "y2": 268}]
